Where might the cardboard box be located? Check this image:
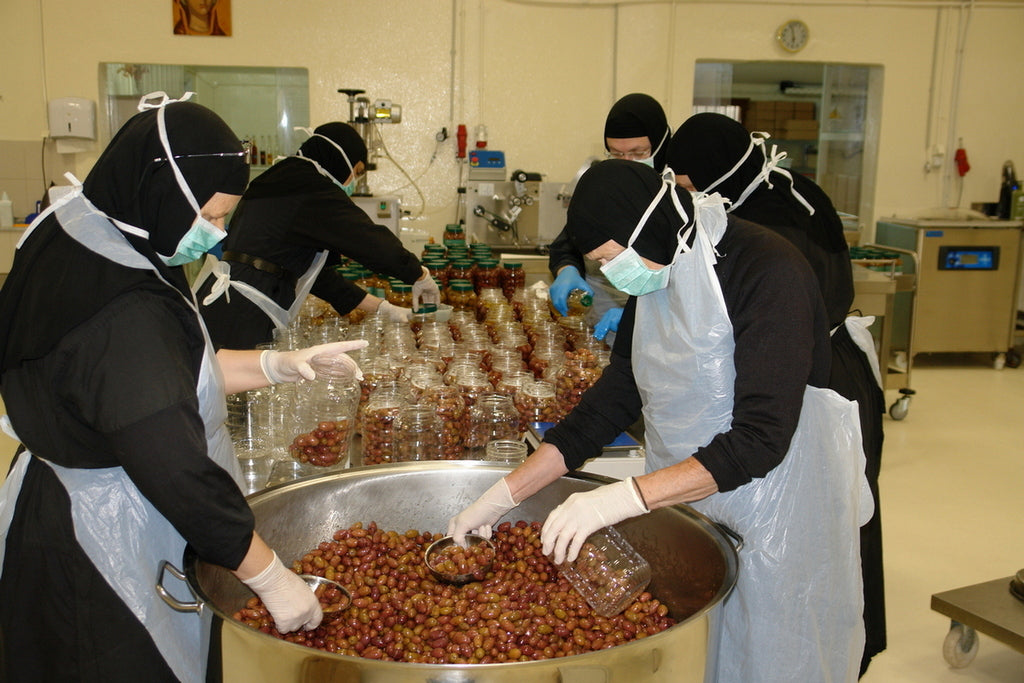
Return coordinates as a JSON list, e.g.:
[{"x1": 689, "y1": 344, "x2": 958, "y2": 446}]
[{"x1": 793, "y1": 102, "x2": 816, "y2": 119}]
